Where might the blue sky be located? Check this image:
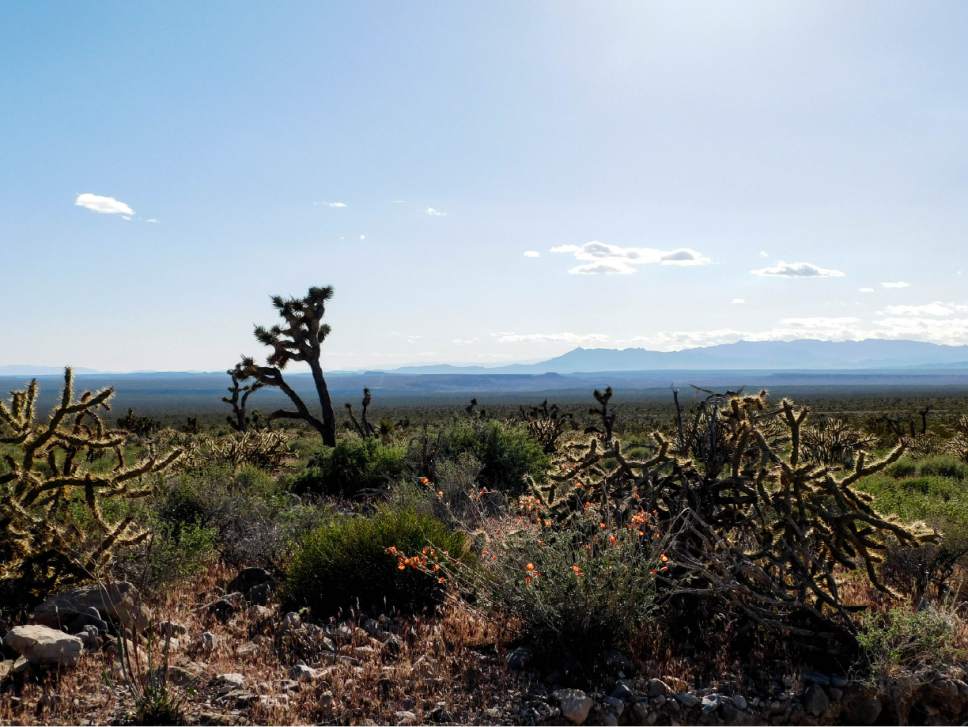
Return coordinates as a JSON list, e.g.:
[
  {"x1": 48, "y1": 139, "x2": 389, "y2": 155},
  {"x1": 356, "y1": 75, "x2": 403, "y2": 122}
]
[{"x1": 2, "y1": 1, "x2": 967, "y2": 371}]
